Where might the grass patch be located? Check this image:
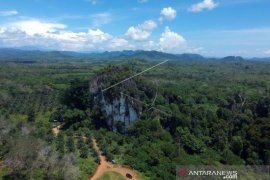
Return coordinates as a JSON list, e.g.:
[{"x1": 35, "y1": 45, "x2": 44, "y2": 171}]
[
  {"x1": 9, "y1": 114, "x2": 28, "y2": 124},
  {"x1": 97, "y1": 171, "x2": 125, "y2": 180},
  {"x1": 138, "y1": 173, "x2": 151, "y2": 180},
  {"x1": 0, "y1": 165, "x2": 9, "y2": 179},
  {"x1": 35, "y1": 112, "x2": 52, "y2": 129}
]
